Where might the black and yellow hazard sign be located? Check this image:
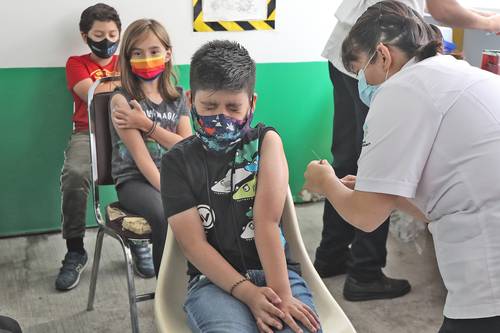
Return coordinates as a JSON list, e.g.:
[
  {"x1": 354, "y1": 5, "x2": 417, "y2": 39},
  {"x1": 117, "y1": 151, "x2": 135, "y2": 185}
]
[{"x1": 193, "y1": 0, "x2": 276, "y2": 32}]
